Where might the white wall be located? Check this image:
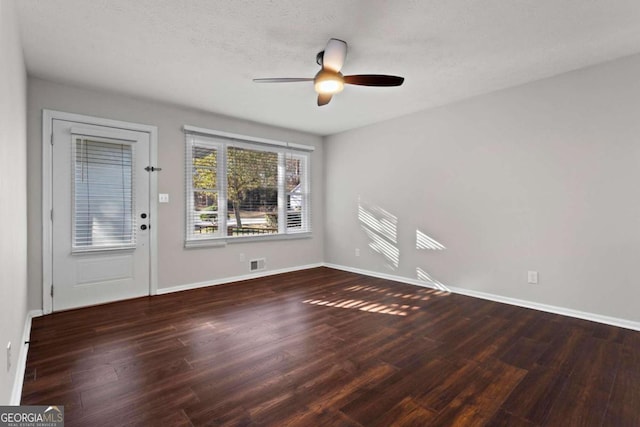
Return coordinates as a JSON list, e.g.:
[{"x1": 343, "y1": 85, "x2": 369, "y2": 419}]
[
  {"x1": 0, "y1": 0, "x2": 28, "y2": 404},
  {"x1": 325, "y1": 53, "x2": 640, "y2": 323},
  {"x1": 27, "y1": 78, "x2": 324, "y2": 310}
]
